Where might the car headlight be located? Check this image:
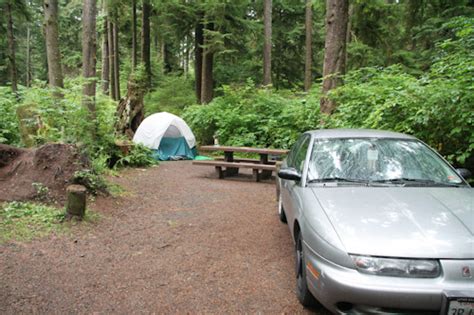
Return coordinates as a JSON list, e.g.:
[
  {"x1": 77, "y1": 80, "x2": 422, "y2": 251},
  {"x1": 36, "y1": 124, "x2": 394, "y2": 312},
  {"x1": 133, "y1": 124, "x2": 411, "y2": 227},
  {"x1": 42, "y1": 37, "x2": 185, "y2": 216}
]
[{"x1": 350, "y1": 255, "x2": 441, "y2": 278}]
